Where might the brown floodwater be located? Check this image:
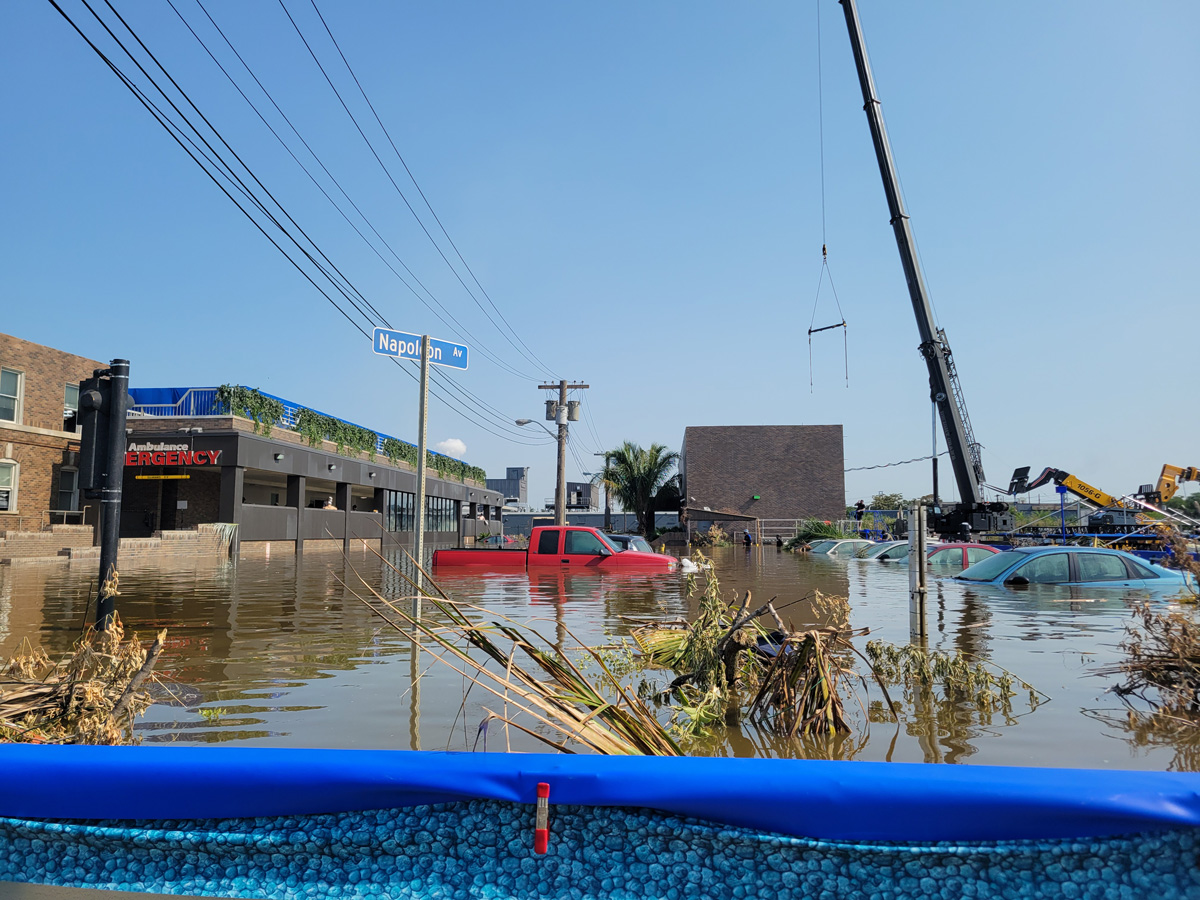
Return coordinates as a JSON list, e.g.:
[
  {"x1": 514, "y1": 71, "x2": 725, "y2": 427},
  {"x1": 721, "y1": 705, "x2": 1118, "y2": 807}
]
[{"x1": 0, "y1": 544, "x2": 1194, "y2": 770}]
